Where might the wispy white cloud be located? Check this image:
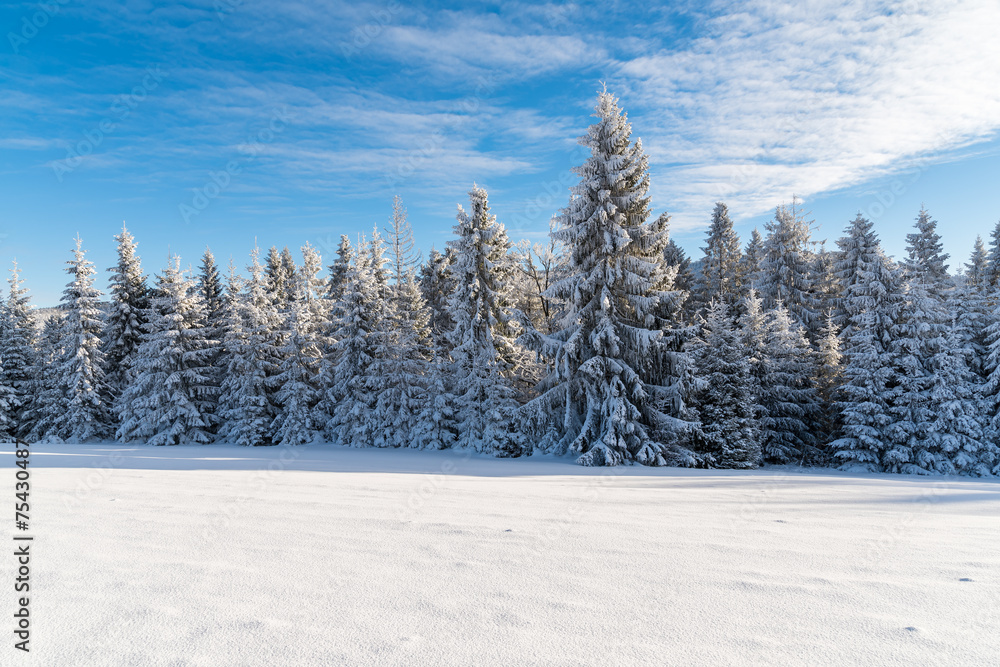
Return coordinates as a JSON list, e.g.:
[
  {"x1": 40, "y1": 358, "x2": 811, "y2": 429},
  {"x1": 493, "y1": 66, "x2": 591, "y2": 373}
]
[
  {"x1": 614, "y1": 0, "x2": 1000, "y2": 230},
  {"x1": 6, "y1": 0, "x2": 1000, "y2": 248}
]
